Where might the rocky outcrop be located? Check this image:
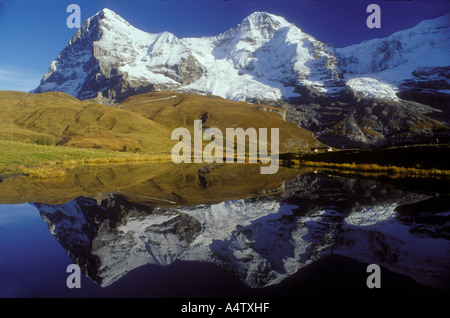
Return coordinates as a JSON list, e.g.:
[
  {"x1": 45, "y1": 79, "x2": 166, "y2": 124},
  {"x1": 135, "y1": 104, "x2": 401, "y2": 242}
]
[
  {"x1": 282, "y1": 92, "x2": 449, "y2": 148},
  {"x1": 397, "y1": 66, "x2": 450, "y2": 123}
]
